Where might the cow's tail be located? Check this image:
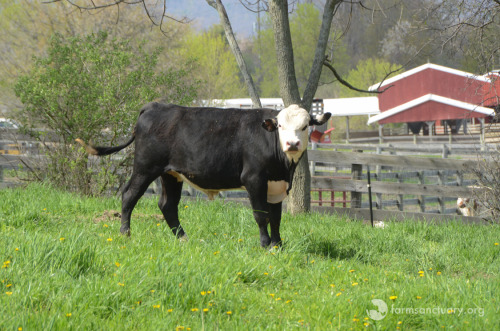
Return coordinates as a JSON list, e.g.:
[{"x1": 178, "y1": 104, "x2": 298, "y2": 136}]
[{"x1": 75, "y1": 135, "x2": 135, "y2": 156}]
